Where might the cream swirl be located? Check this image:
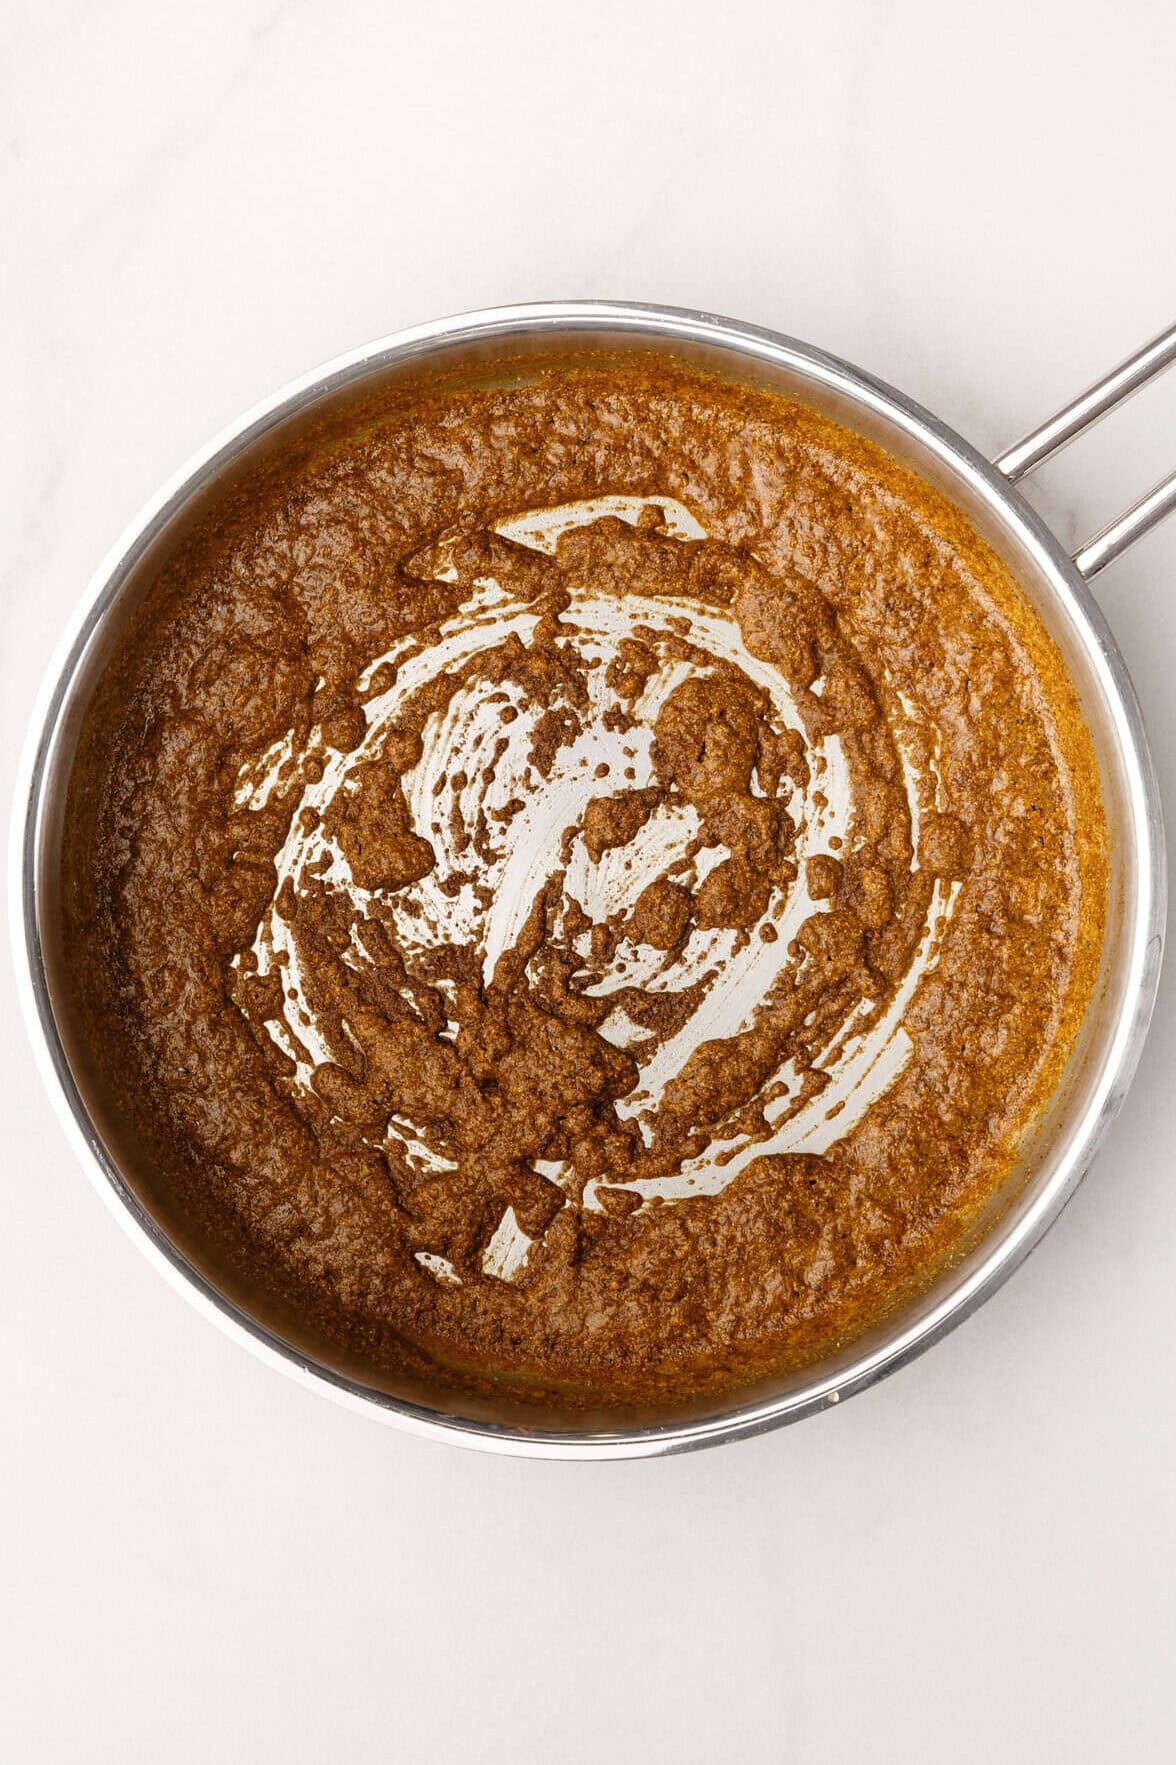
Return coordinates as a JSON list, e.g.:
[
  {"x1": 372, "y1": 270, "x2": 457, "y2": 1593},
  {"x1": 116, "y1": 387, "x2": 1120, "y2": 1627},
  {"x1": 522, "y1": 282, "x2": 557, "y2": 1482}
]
[{"x1": 230, "y1": 496, "x2": 960, "y2": 1285}]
